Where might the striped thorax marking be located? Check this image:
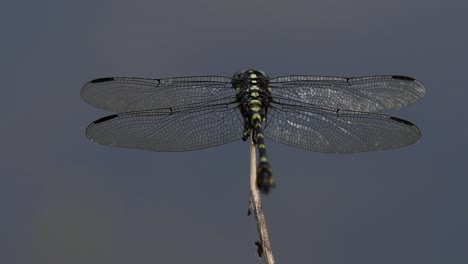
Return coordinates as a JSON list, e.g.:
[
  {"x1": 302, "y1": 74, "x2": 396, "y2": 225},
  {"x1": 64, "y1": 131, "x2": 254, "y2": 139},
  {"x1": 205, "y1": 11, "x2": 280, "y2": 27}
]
[
  {"x1": 251, "y1": 113, "x2": 262, "y2": 125},
  {"x1": 248, "y1": 99, "x2": 262, "y2": 106},
  {"x1": 250, "y1": 106, "x2": 261, "y2": 112}
]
